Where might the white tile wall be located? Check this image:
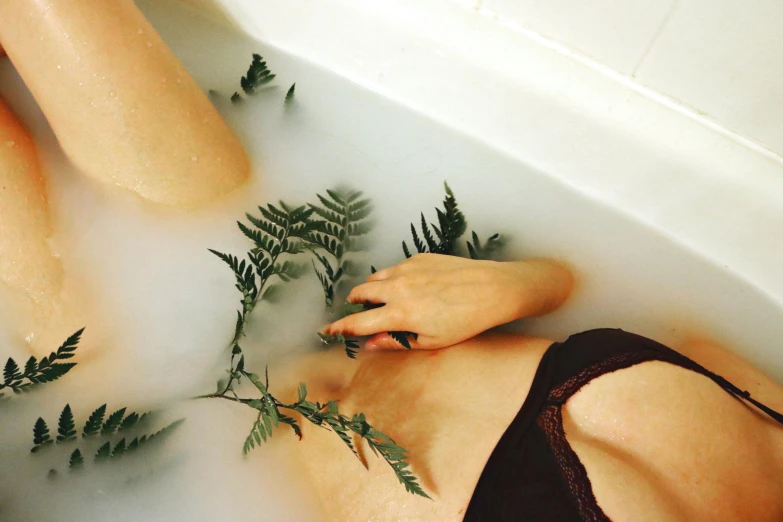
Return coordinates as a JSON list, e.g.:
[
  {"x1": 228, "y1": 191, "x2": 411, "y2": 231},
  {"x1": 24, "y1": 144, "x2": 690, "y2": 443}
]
[
  {"x1": 480, "y1": 0, "x2": 678, "y2": 74},
  {"x1": 635, "y1": 0, "x2": 783, "y2": 156}
]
